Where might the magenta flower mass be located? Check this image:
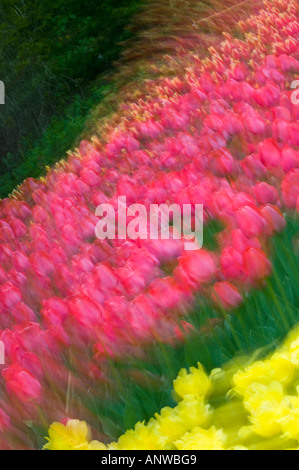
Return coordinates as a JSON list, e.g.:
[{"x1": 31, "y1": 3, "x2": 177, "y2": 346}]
[{"x1": 0, "y1": 0, "x2": 299, "y2": 450}]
